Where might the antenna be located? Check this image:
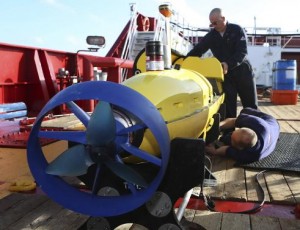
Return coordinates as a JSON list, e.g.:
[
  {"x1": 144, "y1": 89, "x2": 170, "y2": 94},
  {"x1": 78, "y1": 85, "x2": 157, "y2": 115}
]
[
  {"x1": 159, "y1": 3, "x2": 173, "y2": 69},
  {"x1": 254, "y1": 16, "x2": 257, "y2": 37}
]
